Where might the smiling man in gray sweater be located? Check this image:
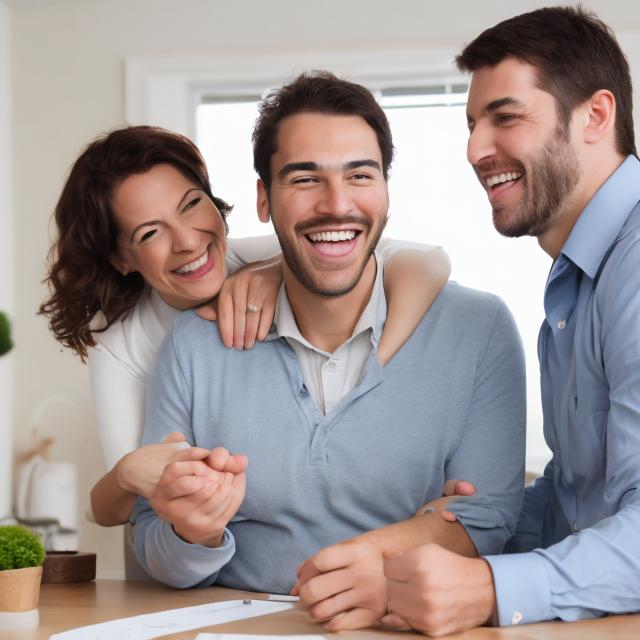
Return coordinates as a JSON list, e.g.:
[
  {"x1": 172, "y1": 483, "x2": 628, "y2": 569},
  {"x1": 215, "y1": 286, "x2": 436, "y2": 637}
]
[{"x1": 132, "y1": 71, "x2": 526, "y2": 631}]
